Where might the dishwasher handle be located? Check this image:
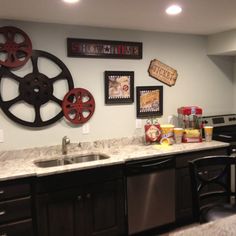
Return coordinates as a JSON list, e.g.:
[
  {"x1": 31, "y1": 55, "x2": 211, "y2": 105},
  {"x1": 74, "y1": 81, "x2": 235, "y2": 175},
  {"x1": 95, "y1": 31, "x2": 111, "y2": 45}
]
[
  {"x1": 141, "y1": 158, "x2": 173, "y2": 168},
  {"x1": 126, "y1": 156, "x2": 175, "y2": 176}
]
